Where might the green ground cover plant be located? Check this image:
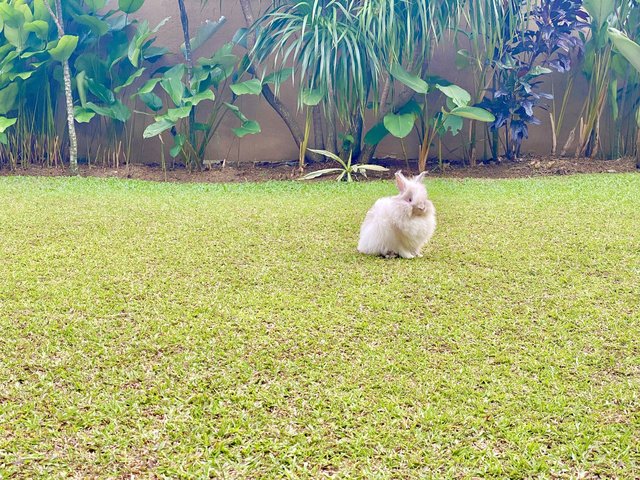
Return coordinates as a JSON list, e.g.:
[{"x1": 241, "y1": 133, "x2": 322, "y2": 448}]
[{"x1": 0, "y1": 174, "x2": 638, "y2": 478}]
